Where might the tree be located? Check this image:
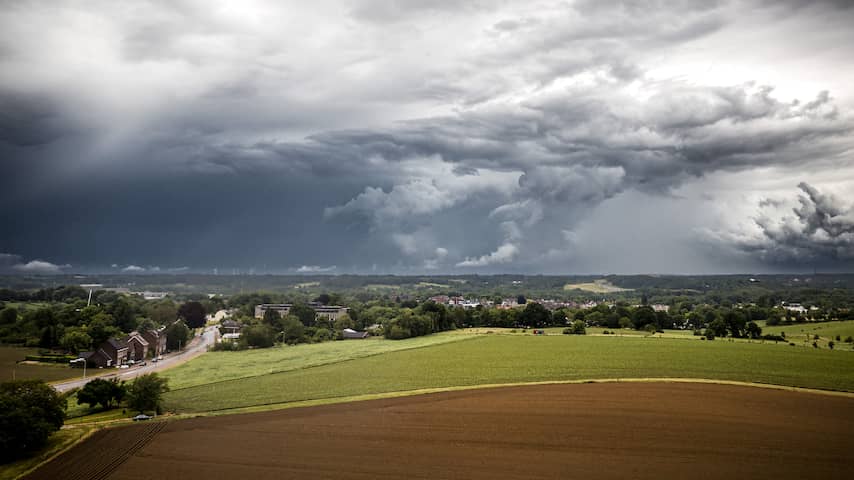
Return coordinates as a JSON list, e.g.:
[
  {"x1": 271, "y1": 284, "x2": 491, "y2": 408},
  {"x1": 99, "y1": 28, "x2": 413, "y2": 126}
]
[
  {"x1": 745, "y1": 321, "x2": 762, "y2": 339},
  {"x1": 707, "y1": 318, "x2": 728, "y2": 338},
  {"x1": 281, "y1": 316, "x2": 305, "y2": 345},
  {"x1": 262, "y1": 308, "x2": 283, "y2": 330},
  {"x1": 76, "y1": 378, "x2": 126, "y2": 410},
  {"x1": 178, "y1": 301, "x2": 207, "y2": 329},
  {"x1": 165, "y1": 321, "x2": 190, "y2": 351},
  {"x1": 0, "y1": 307, "x2": 17, "y2": 325},
  {"x1": 516, "y1": 295, "x2": 527, "y2": 305},
  {"x1": 518, "y1": 302, "x2": 551, "y2": 328},
  {"x1": 314, "y1": 293, "x2": 331, "y2": 305},
  {"x1": 126, "y1": 374, "x2": 169, "y2": 414},
  {"x1": 0, "y1": 380, "x2": 66, "y2": 462},
  {"x1": 333, "y1": 313, "x2": 355, "y2": 332},
  {"x1": 87, "y1": 313, "x2": 121, "y2": 347},
  {"x1": 631, "y1": 306, "x2": 656, "y2": 330},
  {"x1": 60, "y1": 328, "x2": 92, "y2": 354},
  {"x1": 242, "y1": 324, "x2": 276, "y2": 348},
  {"x1": 111, "y1": 299, "x2": 137, "y2": 333},
  {"x1": 828, "y1": 340, "x2": 835, "y2": 350},
  {"x1": 563, "y1": 320, "x2": 586, "y2": 335},
  {"x1": 148, "y1": 301, "x2": 177, "y2": 326},
  {"x1": 289, "y1": 302, "x2": 317, "y2": 327}
]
